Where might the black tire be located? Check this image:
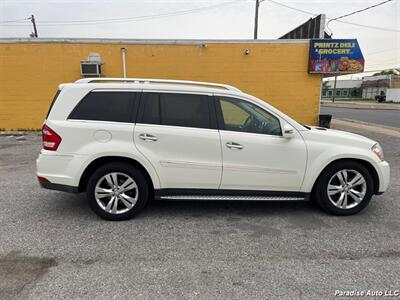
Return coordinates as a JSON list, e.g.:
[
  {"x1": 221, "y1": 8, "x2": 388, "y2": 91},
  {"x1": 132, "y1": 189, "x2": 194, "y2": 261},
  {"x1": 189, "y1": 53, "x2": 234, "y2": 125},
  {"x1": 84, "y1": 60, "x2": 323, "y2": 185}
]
[
  {"x1": 314, "y1": 160, "x2": 374, "y2": 216},
  {"x1": 86, "y1": 162, "x2": 149, "y2": 221}
]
